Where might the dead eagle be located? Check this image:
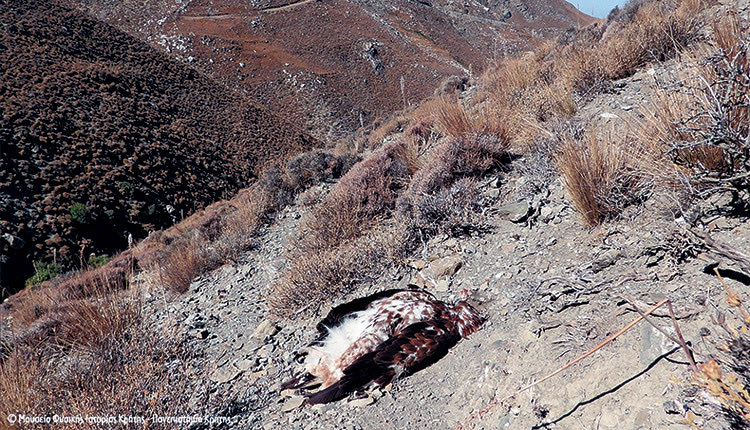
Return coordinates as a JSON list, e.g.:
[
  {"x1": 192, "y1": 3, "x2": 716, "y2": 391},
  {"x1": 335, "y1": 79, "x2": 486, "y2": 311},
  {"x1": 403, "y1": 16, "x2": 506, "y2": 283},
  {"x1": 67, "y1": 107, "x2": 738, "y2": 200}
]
[{"x1": 282, "y1": 288, "x2": 484, "y2": 404}]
